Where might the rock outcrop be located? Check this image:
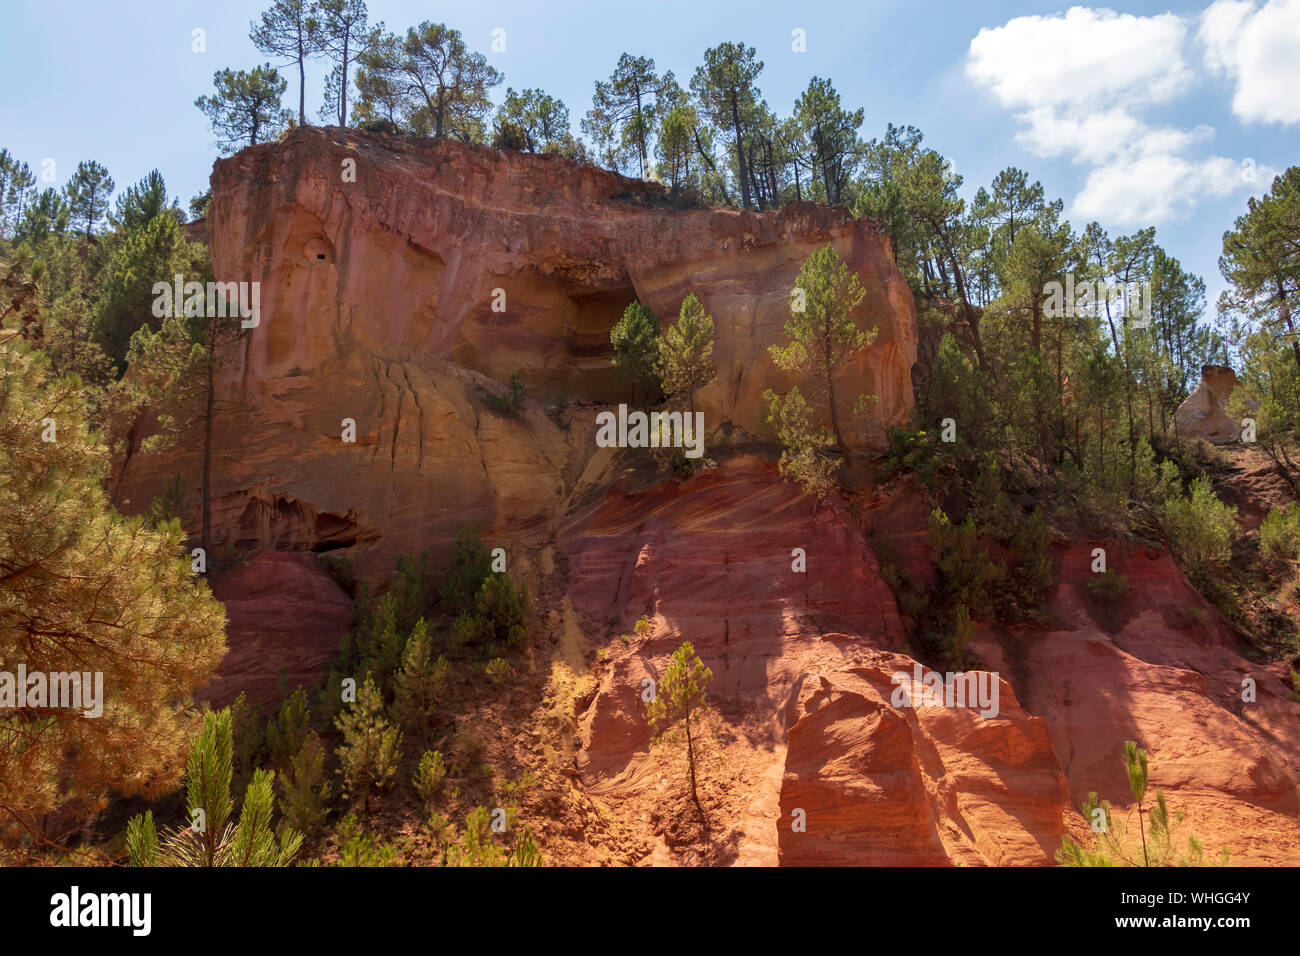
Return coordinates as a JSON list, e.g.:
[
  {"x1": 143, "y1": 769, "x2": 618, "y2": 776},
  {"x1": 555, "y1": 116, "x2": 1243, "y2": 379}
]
[
  {"x1": 1175, "y1": 365, "x2": 1256, "y2": 443},
  {"x1": 113, "y1": 126, "x2": 916, "y2": 577},
  {"x1": 111, "y1": 129, "x2": 1300, "y2": 865}
]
